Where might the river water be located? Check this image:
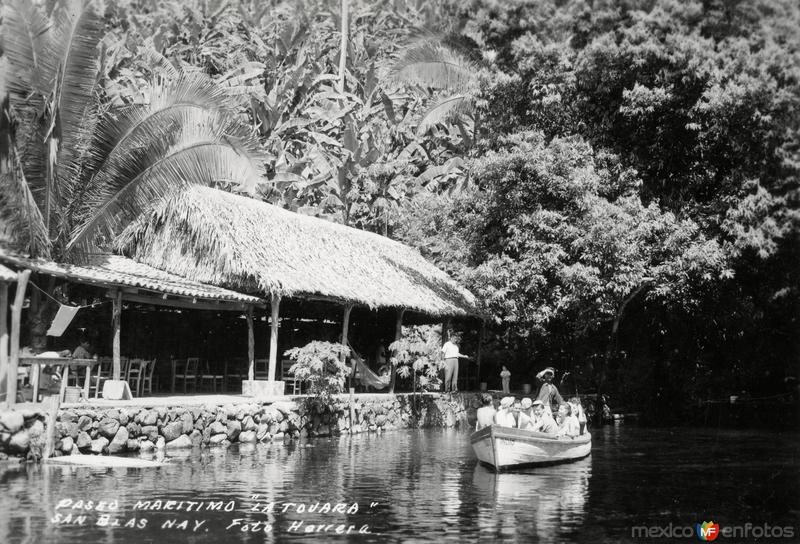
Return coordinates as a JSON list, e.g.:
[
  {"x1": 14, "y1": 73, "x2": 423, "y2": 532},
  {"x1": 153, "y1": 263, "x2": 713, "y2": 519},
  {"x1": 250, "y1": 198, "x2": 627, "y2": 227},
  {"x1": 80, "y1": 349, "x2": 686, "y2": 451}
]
[{"x1": 1, "y1": 426, "x2": 798, "y2": 543}]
